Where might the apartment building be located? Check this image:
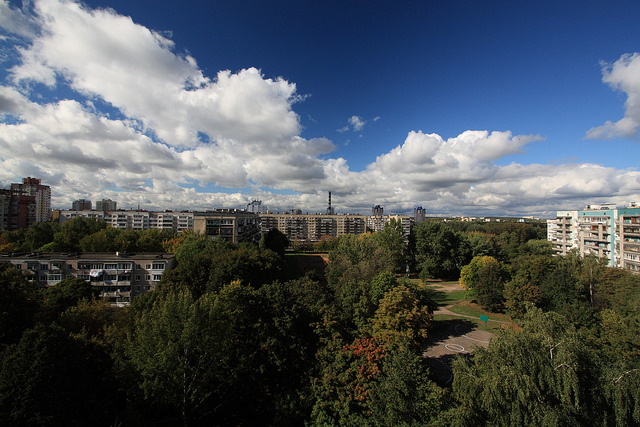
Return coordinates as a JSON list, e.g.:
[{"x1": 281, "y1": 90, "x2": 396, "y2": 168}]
[
  {"x1": 0, "y1": 177, "x2": 52, "y2": 230},
  {"x1": 72, "y1": 199, "x2": 92, "y2": 210},
  {"x1": 547, "y1": 210, "x2": 579, "y2": 256},
  {"x1": 96, "y1": 199, "x2": 117, "y2": 211},
  {"x1": 257, "y1": 212, "x2": 411, "y2": 243},
  {"x1": 616, "y1": 205, "x2": 640, "y2": 272},
  {"x1": 58, "y1": 210, "x2": 194, "y2": 233},
  {"x1": 547, "y1": 203, "x2": 640, "y2": 271},
  {"x1": 3, "y1": 252, "x2": 176, "y2": 305},
  {"x1": 193, "y1": 210, "x2": 260, "y2": 244}
]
